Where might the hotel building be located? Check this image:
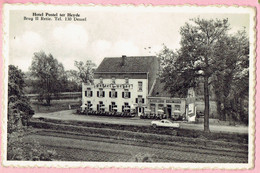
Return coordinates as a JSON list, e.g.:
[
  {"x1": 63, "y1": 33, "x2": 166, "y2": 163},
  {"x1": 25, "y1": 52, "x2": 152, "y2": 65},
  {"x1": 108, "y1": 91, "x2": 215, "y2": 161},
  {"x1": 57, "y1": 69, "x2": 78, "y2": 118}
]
[
  {"x1": 82, "y1": 55, "x2": 159, "y2": 116},
  {"x1": 82, "y1": 55, "x2": 195, "y2": 118}
]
